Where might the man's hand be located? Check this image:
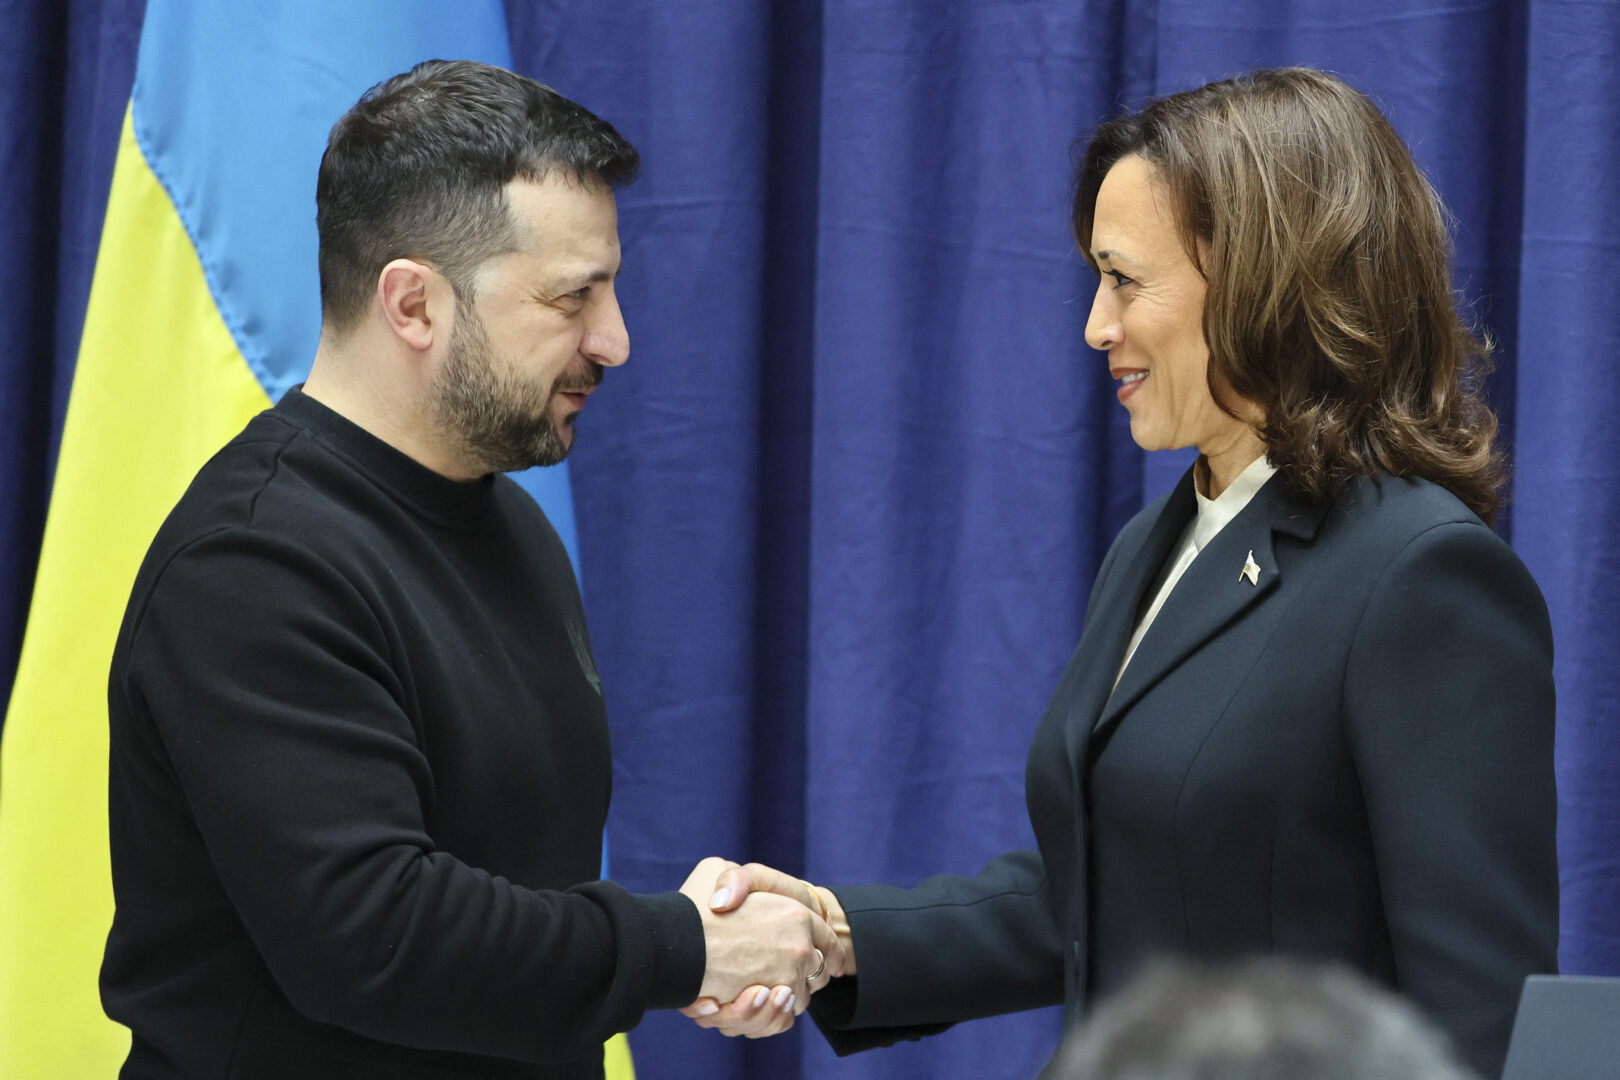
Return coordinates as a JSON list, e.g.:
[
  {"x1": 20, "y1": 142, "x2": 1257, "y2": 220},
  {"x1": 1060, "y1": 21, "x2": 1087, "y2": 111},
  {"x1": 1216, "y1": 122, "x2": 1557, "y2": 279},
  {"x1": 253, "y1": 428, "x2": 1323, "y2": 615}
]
[
  {"x1": 677, "y1": 859, "x2": 855, "y2": 1037},
  {"x1": 704, "y1": 862, "x2": 856, "y2": 976},
  {"x1": 678, "y1": 859, "x2": 839, "y2": 1002}
]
